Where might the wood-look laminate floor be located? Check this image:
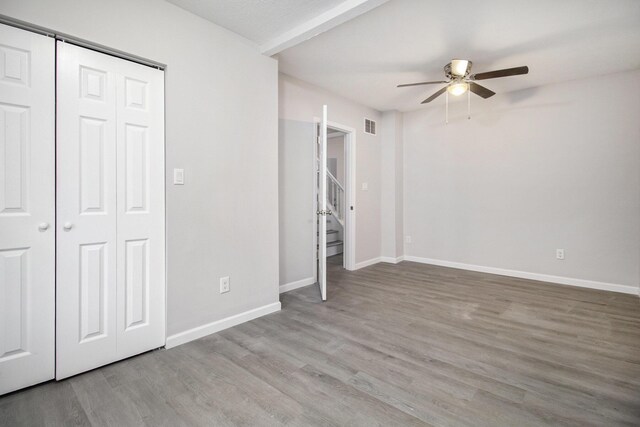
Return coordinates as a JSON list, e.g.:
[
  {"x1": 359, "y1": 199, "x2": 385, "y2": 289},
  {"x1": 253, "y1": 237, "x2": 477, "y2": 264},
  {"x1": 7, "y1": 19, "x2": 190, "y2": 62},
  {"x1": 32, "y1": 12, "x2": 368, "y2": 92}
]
[{"x1": 2, "y1": 259, "x2": 639, "y2": 426}]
